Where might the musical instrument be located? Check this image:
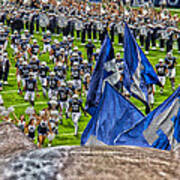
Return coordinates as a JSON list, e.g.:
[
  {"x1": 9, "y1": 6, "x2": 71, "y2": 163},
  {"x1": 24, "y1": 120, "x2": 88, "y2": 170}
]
[
  {"x1": 39, "y1": 13, "x2": 49, "y2": 27},
  {"x1": 57, "y1": 15, "x2": 67, "y2": 28}
]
